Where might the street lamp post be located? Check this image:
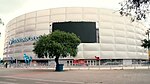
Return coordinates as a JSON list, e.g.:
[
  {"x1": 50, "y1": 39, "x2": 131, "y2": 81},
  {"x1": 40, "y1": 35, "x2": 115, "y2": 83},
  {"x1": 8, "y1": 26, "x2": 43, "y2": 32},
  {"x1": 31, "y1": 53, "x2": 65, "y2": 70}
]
[
  {"x1": 0, "y1": 18, "x2": 4, "y2": 37},
  {"x1": 146, "y1": 29, "x2": 150, "y2": 42},
  {"x1": 146, "y1": 29, "x2": 150, "y2": 60},
  {"x1": 0, "y1": 18, "x2": 4, "y2": 63}
]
